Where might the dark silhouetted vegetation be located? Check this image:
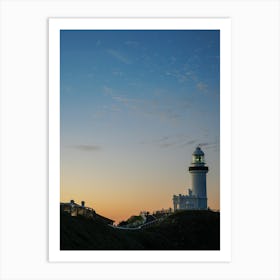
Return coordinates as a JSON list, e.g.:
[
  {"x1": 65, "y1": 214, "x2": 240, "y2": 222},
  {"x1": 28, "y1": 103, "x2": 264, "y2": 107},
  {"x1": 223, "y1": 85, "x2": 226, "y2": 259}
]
[{"x1": 60, "y1": 210, "x2": 220, "y2": 250}]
